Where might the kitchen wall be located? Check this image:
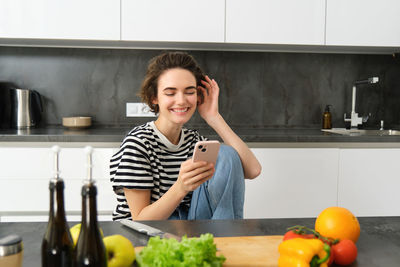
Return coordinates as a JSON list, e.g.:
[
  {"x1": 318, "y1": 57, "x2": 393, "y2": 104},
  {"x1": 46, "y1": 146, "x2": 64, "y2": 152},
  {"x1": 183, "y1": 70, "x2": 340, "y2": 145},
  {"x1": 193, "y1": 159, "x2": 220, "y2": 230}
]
[{"x1": 1, "y1": 46, "x2": 399, "y2": 129}]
